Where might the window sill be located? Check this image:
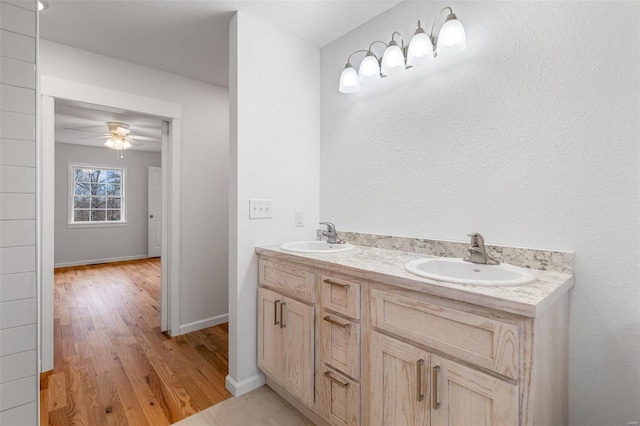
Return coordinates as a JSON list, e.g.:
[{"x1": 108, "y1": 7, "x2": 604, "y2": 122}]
[{"x1": 68, "y1": 222, "x2": 128, "y2": 229}]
